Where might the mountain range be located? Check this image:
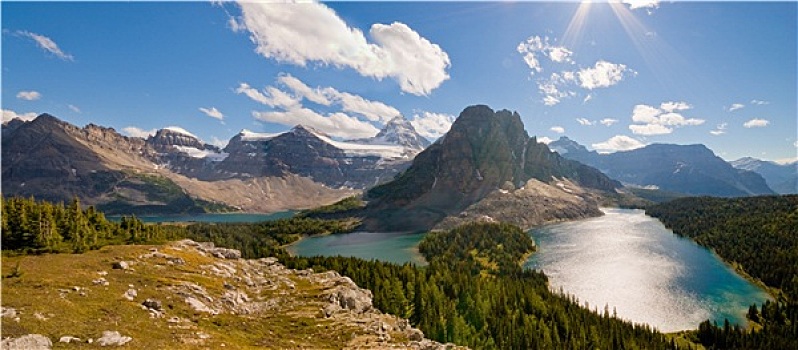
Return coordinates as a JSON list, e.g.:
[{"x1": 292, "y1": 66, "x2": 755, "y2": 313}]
[
  {"x1": 548, "y1": 136, "x2": 776, "y2": 197},
  {"x1": 1, "y1": 114, "x2": 428, "y2": 214},
  {"x1": 730, "y1": 157, "x2": 797, "y2": 194}
]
